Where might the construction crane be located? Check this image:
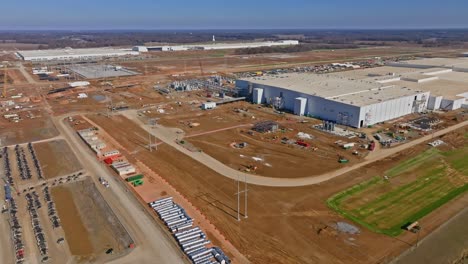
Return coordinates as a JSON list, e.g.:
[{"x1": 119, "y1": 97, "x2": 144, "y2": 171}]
[
  {"x1": 2, "y1": 64, "x2": 7, "y2": 98},
  {"x1": 198, "y1": 58, "x2": 204, "y2": 77}
]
